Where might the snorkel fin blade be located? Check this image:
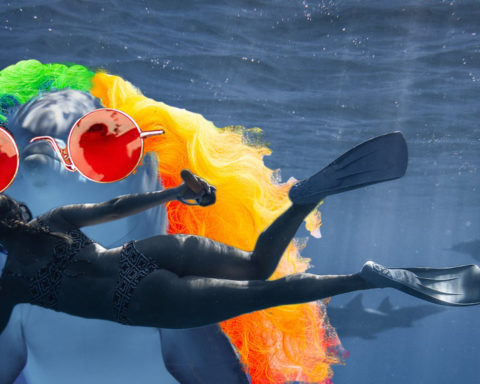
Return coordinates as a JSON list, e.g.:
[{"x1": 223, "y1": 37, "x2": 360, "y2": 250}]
[
  {"x1": 289, "y1": 132, "x2": 408, "y2": 204},
  {"x1": 361, "y1": 262, "x2": 480, "y2": 306}
]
